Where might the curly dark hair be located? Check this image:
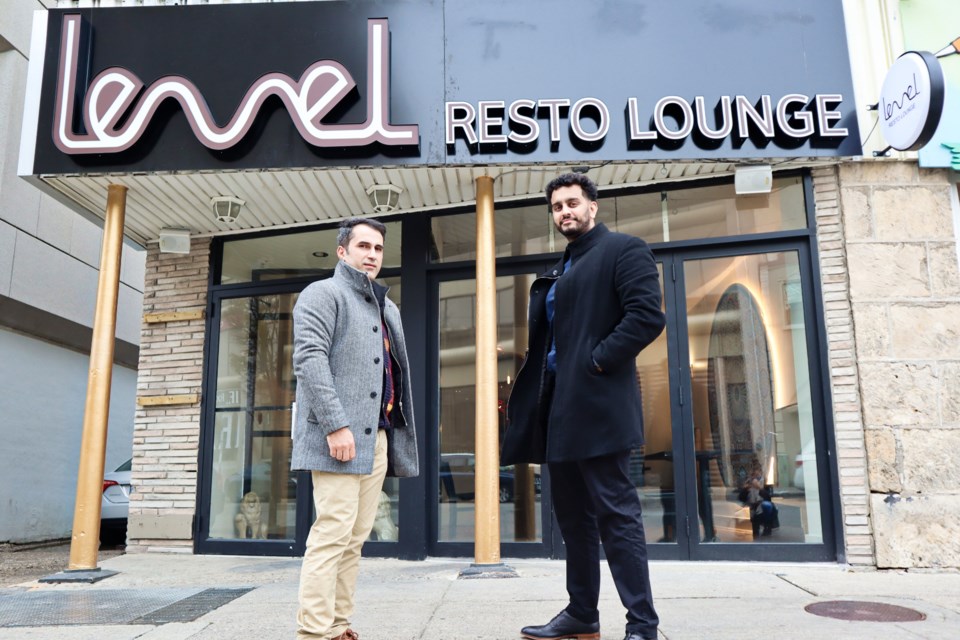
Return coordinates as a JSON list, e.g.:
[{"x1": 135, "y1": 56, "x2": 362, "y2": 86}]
[{"x1": 545, "y1": 173, "x2": 599, "y2": 204}]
